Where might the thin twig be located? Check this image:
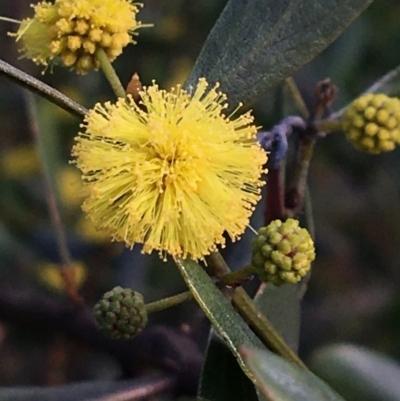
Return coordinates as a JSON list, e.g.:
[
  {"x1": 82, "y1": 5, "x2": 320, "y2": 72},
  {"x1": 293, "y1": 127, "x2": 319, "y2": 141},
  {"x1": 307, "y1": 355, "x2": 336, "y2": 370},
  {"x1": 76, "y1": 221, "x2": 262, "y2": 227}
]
[
  {"x1": 91, "y1": 376, "x2": 176, "y2": 401},
  {"x1": 304, "y1": 185, "x2": 315, "y2": 240},
  {"x1": 285, "y1": 77, "x2": 310, "y2": 119},
  {"x1": 265, "y1": 81, "x2": 308, "y2": 225},
  {"x1": 25, "y1": 92, "x2": 82, "y2": 304},
  {"x1": 284, "y1": 78, "x2": 314, "y2": 215},
  {"x1": 145, "y1": 291, "x2": 193, "y2": 313},
  {"x1": 285, "y1": 79, "x2": 338, "y2": 216},
  {"x1": 285, "y1": 136, "x2": 316, "y2": 216},
  {"x1": 265, "y1": 167, "x2": 285, "y2": 224},
  {"x1": 0, "y1": 59, "x2": 87, "y2": 118}
]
